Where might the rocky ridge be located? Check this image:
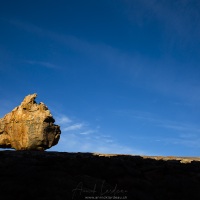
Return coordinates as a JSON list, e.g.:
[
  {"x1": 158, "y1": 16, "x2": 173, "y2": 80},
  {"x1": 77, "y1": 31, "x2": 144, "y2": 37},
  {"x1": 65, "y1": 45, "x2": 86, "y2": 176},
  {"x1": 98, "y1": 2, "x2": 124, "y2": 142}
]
[
  {"x1": 0, "y1": 94, "x2": 61, "y2": 150},
  {"x1": 1, "y1": 151, "x2": 200, "y2": 200}
]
